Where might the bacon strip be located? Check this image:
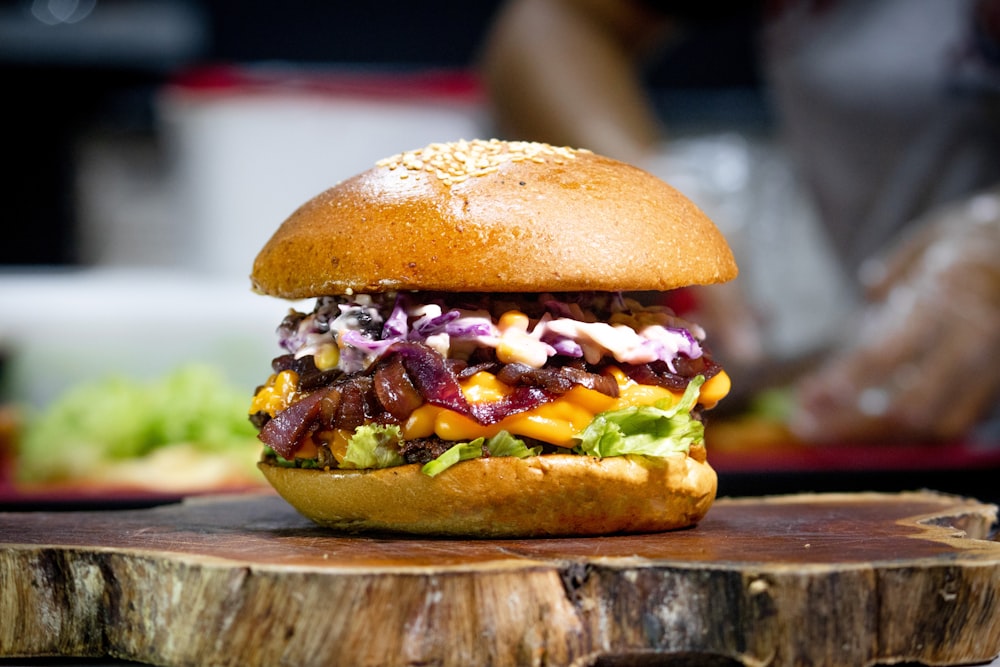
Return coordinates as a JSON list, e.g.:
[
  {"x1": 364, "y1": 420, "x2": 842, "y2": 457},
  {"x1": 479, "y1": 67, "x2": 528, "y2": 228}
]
[{"x1": 258, "y1": 389, "x2": 327, "y2": 458}]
